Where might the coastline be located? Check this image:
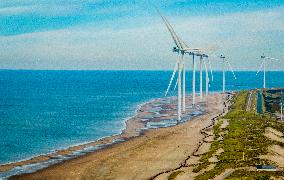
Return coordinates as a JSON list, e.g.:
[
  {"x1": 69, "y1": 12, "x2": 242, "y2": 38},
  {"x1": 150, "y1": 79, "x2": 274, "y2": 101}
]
[
  {"x1": 0, "y1": 95, "x2": 205, "y2": 179},
  {"x1": 0, "y1": 98, "x2": 151, "y2": 177},
  {"x1": 8, "y1": 93, "x2": 228, "y2": 179},
  {"x1": 0, "y1": 98, "x2": 149, "y2": 167}
]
